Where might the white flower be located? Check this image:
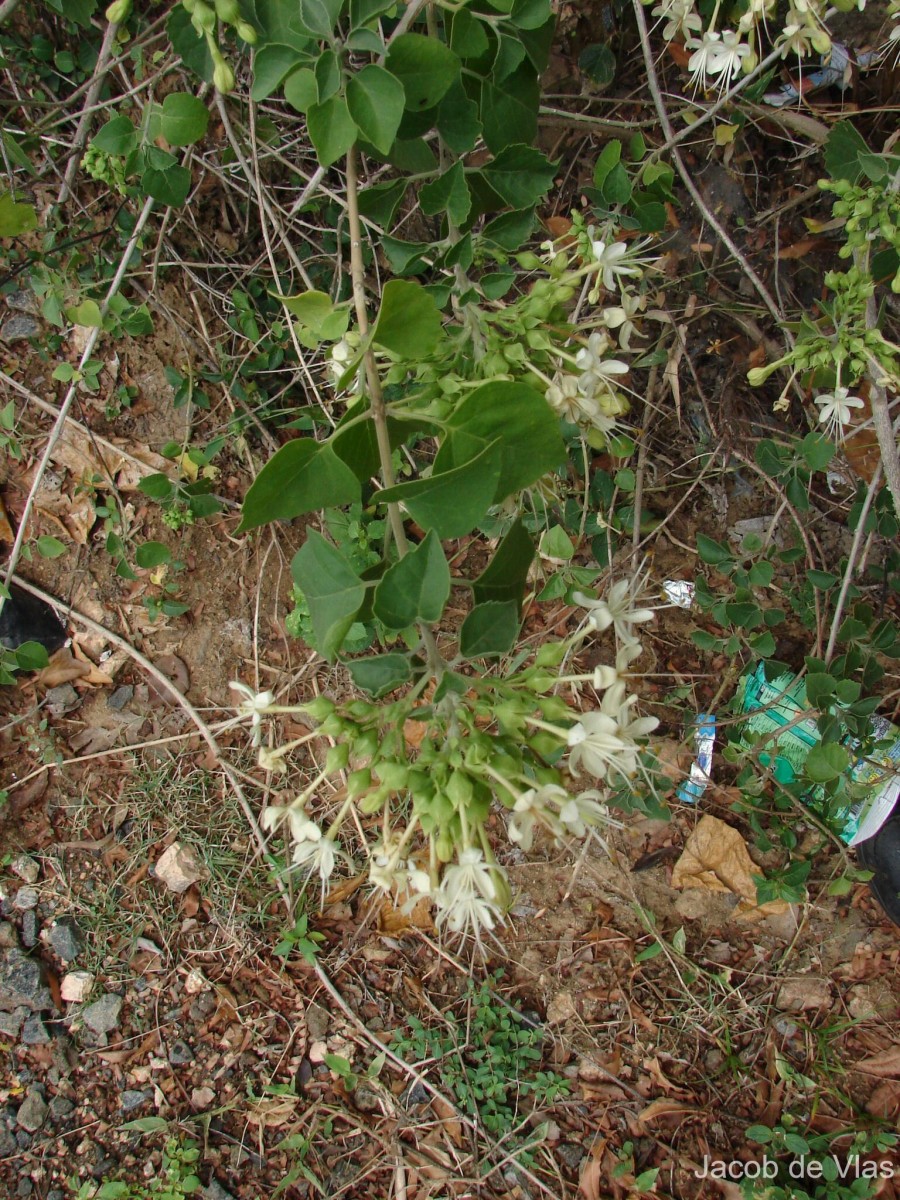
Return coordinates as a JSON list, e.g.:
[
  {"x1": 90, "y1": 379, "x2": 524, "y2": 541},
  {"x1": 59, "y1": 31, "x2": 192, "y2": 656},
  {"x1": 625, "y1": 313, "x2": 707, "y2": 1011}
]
[
  {"x1": 434, "y1": 848, "x2": 502, "y2": 938},
  {"x1": 589, "y1": 238, "x2": 646, "y2": 292},
  {"x1": 257, "y1": 747, "x2": 288, "y2": 774},
  {"x1": 292, "y1": 834, "x2": 338, "y2": 886},
  {"x1": 507, "y1": 784, "x2": 567, "y2": 851},
  {"x1": 814, "y1": 386, "x2": 864, "y2": 441},
  {"x1": 573, "y1": 577, "x2": 655, "y2": 646},
  {"x1": 601, "y1": 290, "x2": 646, "y2": 351},
  {"x1": 230, "y1": 680, "x2": 275, "y2": 746},
  {"x1": 576, "y1": 332, "x2": 631, "y2": 396},
  {"x1": 688, "y1": 29, "x2": 750, "y2": 90},
  {"x1": 567, "y1": 710, "x2": 634, "y2": 781},
  {"x1": 558, "y1": 789, "x2": 608, "y2": 837},
  {"x1": 651, "y1": 0, "x2": 702, "y2": 41},
  {"x1": 546, "y1": 374, "x2": 586, "y2": 423},
  {"x1": 261, "y1": 802, "x2": 321, "y2": 845}
]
